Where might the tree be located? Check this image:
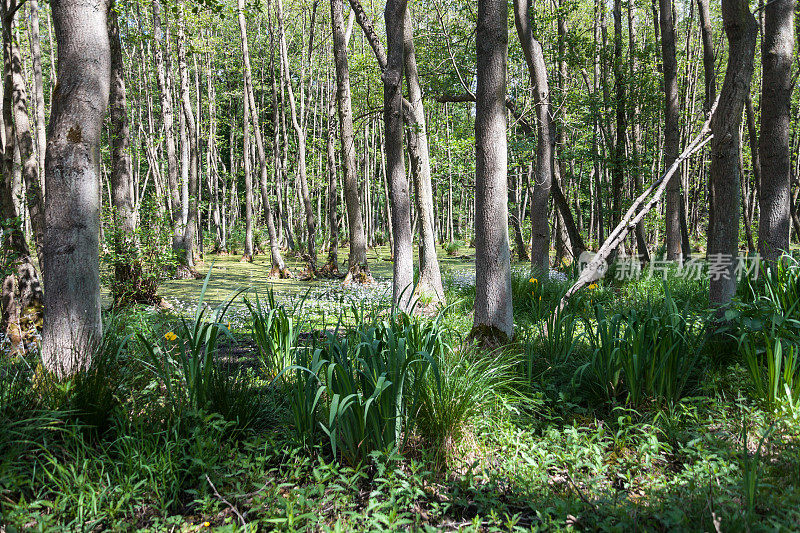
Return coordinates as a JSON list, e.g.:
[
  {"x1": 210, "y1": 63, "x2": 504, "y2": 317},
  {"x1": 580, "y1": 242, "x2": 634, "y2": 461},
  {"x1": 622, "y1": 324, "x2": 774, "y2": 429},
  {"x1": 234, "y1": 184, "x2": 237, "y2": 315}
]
[
  {"x1": 42, "y1": 0, "x2": 111, "y2": 375},
  {"x1": 512, "y1": 0, "x2": 551, "y2": 275},
  {"x1": 658, "y1": 0, "x2": 683, "y2": 260},
  {"x1": 473, "y1": 0, "x2": 513, "y2": 341},
  {"x1": 384, "y1": 0, "x2": 413, "y2": 311},
  {"x1": 108, "y1": 2, "x2": 147, "y2": 304},
  {"x1": 403, "y1": 8, "x2": 445, "y2": 308},
  {"x1": 757, "y1": 0, "x2": 795, "y2": 262},
  {"x1": 708, "y1": 0, "x2": 757, "y2": 308},
  {"x1": 332, "y1": 0, "x2": 370, "y2": 282}
]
